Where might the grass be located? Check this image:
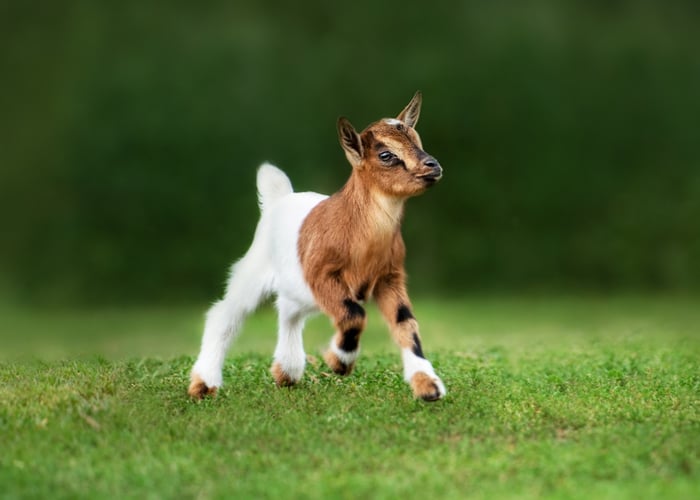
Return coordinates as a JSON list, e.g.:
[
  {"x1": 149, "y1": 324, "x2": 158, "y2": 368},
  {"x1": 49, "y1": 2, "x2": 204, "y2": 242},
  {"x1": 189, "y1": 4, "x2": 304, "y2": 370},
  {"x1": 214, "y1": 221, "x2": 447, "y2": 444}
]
[{"x1": 1, "y1": 295, "x2": 699, "y2": 498}]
